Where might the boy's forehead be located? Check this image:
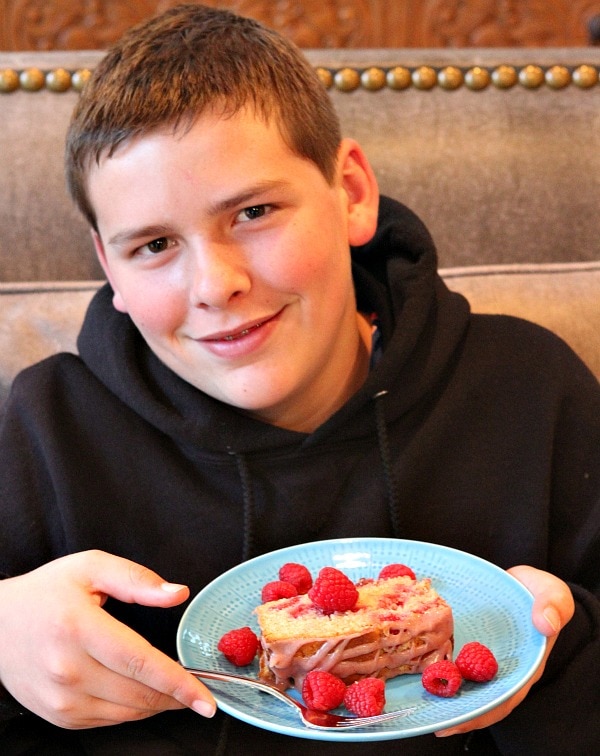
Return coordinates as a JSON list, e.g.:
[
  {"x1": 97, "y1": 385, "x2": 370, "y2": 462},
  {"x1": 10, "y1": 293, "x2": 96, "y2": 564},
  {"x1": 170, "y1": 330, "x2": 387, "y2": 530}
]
[
  {"x1": 86, "y1": 107, "x2": 330, "y2": 227},
  {"x1": 93, "y1": 104, "x2": 286, "y2": 169}
]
